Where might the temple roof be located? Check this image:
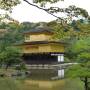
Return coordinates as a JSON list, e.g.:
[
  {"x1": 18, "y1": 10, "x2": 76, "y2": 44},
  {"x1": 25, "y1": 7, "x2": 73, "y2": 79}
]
[
  {"x1": 22, "y1": 27, "x2": 54, "y2": 34},
  {"x1": 17, "y1": 41, "x2": 66, "y2": 45}
]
